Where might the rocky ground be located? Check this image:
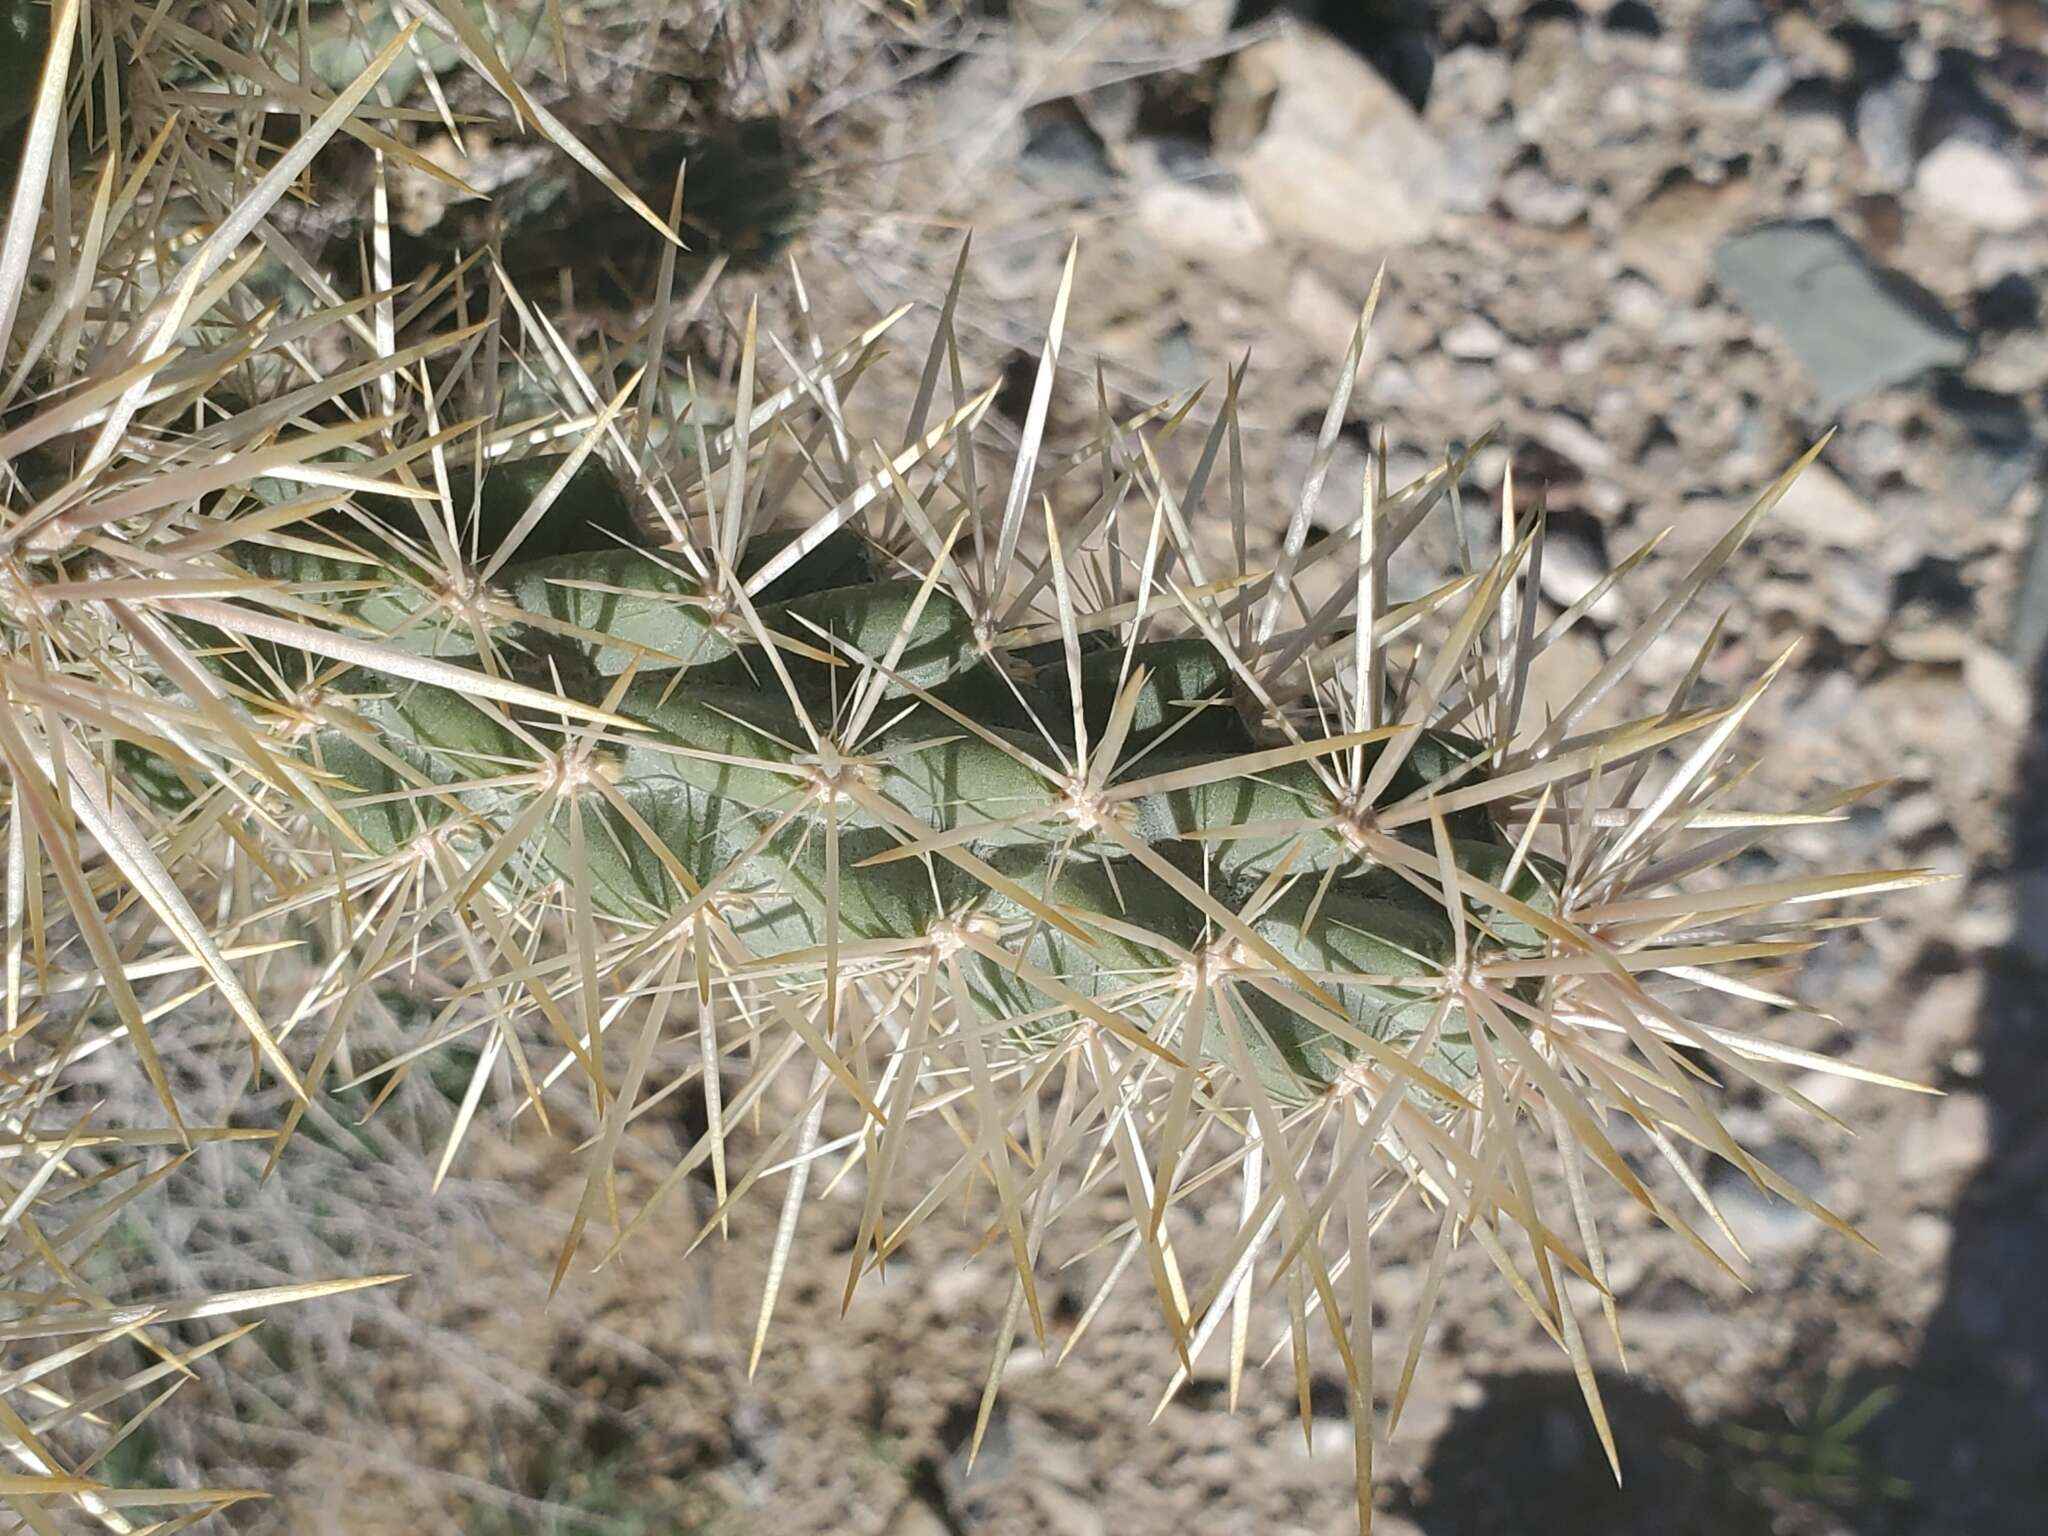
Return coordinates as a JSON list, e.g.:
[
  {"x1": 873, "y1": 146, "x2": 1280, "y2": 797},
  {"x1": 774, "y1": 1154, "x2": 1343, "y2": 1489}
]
[{"x1": 118, "y1": 2, "x2": 2047, "y2": 1533}]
